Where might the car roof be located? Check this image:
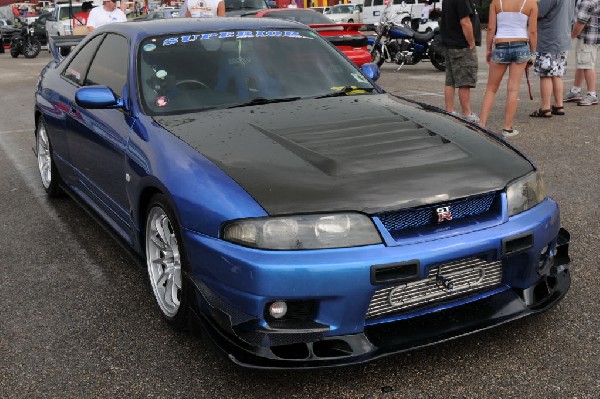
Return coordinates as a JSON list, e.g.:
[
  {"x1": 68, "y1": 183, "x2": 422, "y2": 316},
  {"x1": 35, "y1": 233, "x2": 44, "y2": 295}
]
[{"x1": 94, "y1": 17, "x2": 307, "y2": 39}]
